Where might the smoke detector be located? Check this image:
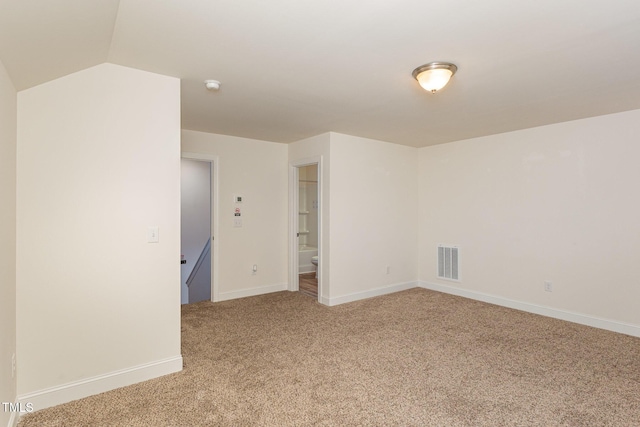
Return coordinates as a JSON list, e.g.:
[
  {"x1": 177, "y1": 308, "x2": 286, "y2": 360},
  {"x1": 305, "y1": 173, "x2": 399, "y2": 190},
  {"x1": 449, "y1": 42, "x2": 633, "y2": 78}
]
[{"x1": 204, "y1": 80, "x2": 221, "y2": 91}]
